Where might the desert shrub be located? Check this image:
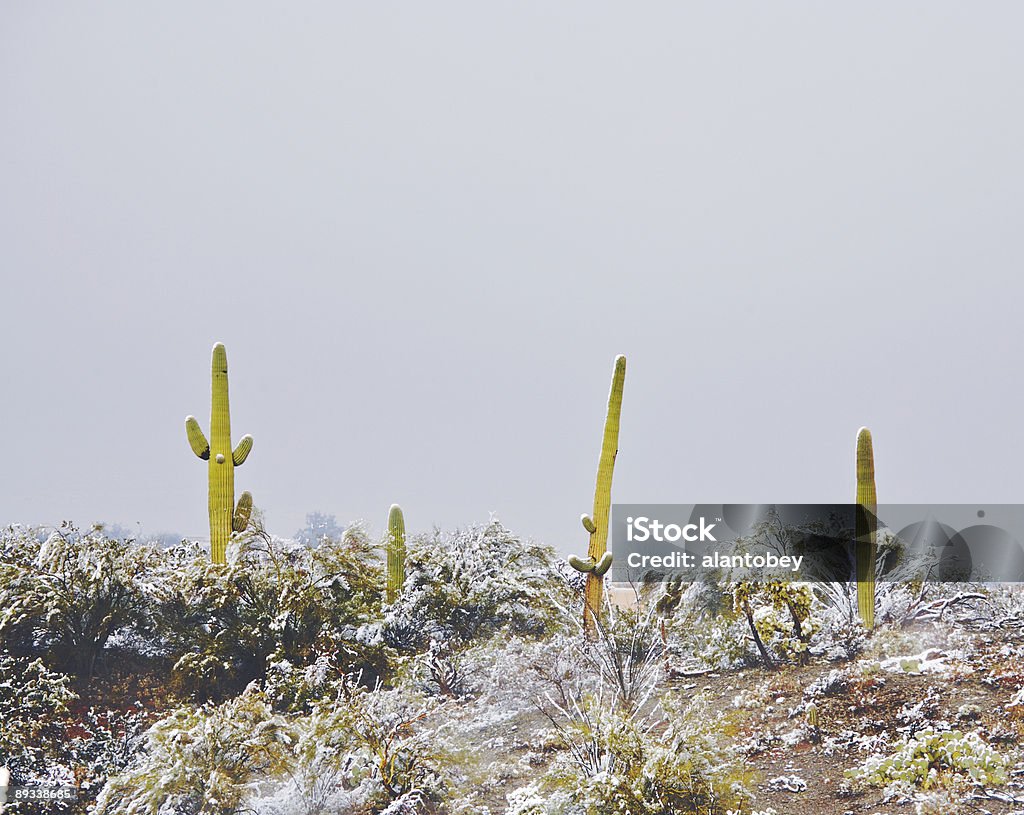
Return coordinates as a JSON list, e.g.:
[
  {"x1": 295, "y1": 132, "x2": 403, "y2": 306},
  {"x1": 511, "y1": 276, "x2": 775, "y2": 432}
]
[
  {"x1": 583, "y1": 597, "x2": 664, "y2": 715},
  {"x1": 63, "y1": 705, "x2": 150, "y2": 812},
  {"x1": 0, "y1": 524, "x2": 155, "y2": 675},
  {"x1": 661, "y1": 581, "x2": 750, "y2": 670},
  {"x1": 153, "y1": 521, "x2": 388, "y2": 697},
  {"x1": 521, "y1": 590, "x2": 749, "y2": 815},
  {"x1": 733, "y1": 581, "x2": 818, "y2": 667},
  {"x1": 291, "y1": 686, "x2": 446, "y2": 811},
  {"x1": 846, "y1": 727, "x2": 1008, "y2": 792},
  {"x1": 383, "y1": 520, "x2": 570, "y2": 651},
  {"x1": 666, "y1": 576, "x2": 869, "y2": 669},
  {"x1": 263, "y1": 654, "x2": 345, "y2": 713},
  {"x1": 94, "y1": 689, "x2": 293, "y2": 815},
  {"x1": 0, "y1": 651, "x2": 77, "y2": 784},
  {"x1": 511, "y1": 696, "x2": 749, "y2": 815},
  {"x1": 93, "y1": 682, "x2": 446, "y2": 815}
]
